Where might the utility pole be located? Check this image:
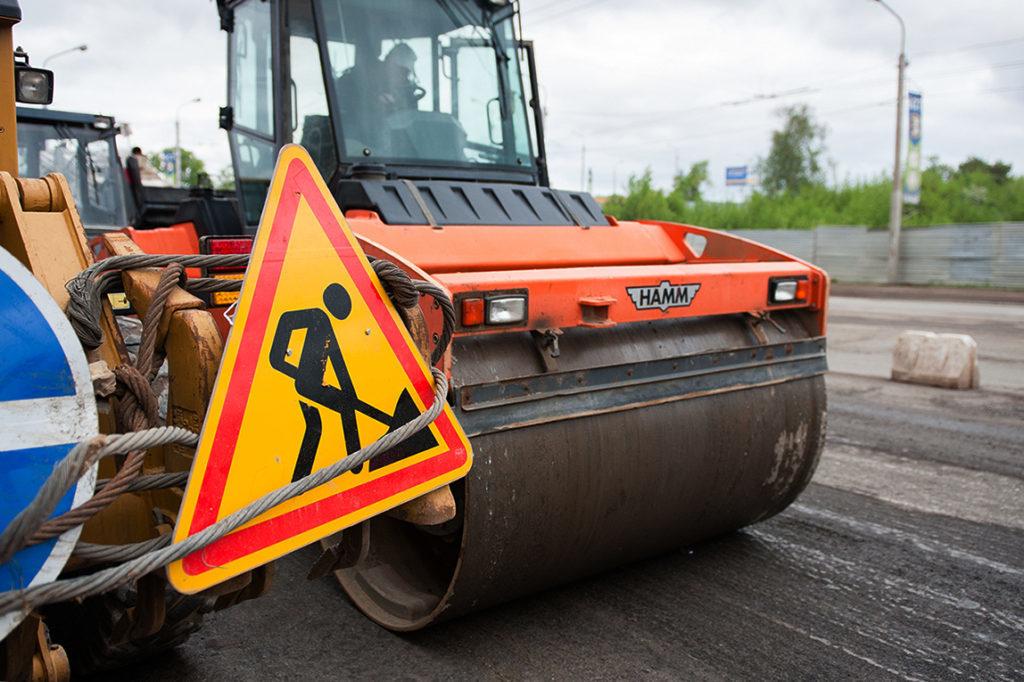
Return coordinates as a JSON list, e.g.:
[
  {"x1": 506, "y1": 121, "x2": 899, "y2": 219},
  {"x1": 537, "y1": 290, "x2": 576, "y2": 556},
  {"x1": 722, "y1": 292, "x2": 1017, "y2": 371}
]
[
  {"x1": 874, "y1": 0, "x2": 906, "y2": 284},
  {"x1": 174, "y1": 97, "x2": 201, "y2": 187},
  {"x1": 579, "y1": 143, "x2": 586, "y2": 191}
]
